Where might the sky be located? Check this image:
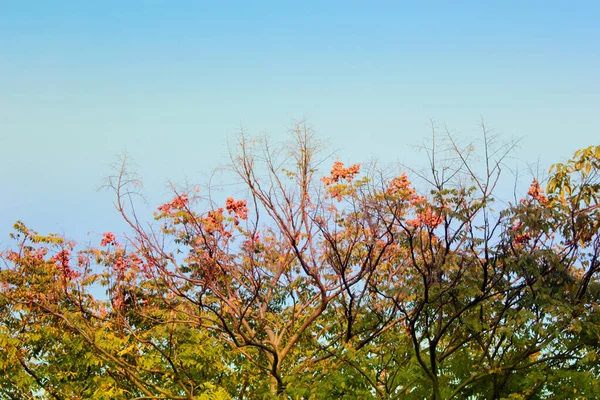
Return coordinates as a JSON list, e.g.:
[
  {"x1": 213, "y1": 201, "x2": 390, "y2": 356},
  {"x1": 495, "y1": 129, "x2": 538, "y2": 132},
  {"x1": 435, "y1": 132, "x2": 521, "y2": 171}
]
[{"x1": 1, "y1": 1, "x2": 599, "y2": 245}]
